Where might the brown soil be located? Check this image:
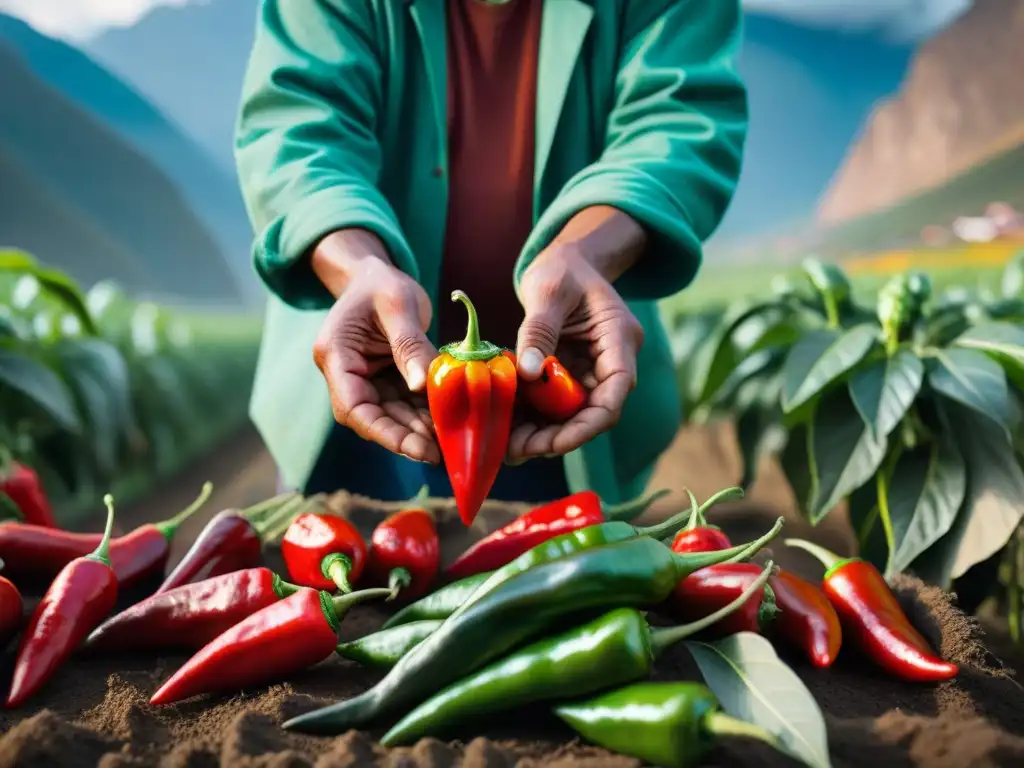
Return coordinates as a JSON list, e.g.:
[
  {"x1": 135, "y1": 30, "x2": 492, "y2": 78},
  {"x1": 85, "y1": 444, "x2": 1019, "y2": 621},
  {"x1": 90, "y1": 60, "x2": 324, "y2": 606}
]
[{"x1": 1, "y1": 422, "x2": 1023, "y2": 767}]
